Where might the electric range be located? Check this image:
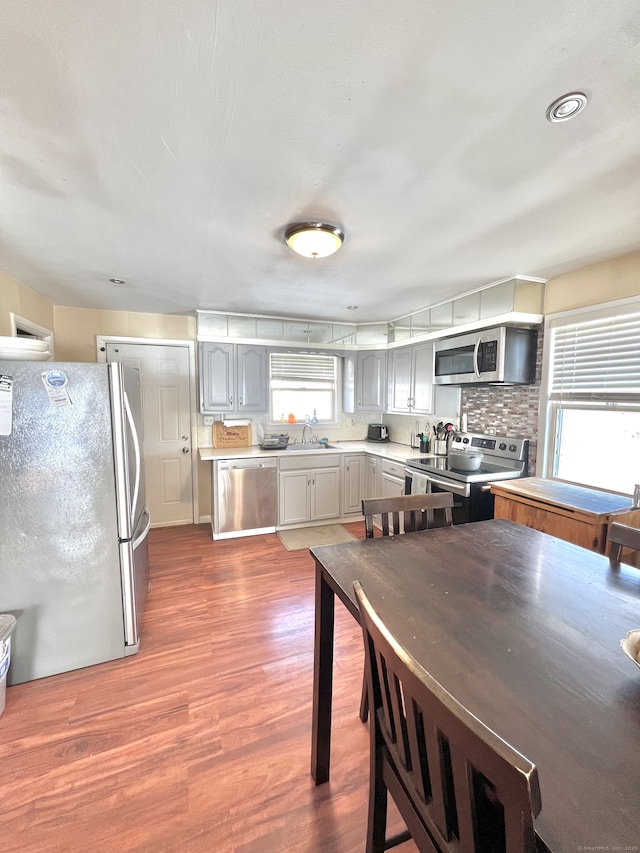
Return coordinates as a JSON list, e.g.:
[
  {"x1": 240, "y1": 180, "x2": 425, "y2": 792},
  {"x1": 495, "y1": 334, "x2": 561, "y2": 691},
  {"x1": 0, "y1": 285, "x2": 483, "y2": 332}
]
[{"x1": 405, "y1": 431, "x2": 530, "y2": 522}]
